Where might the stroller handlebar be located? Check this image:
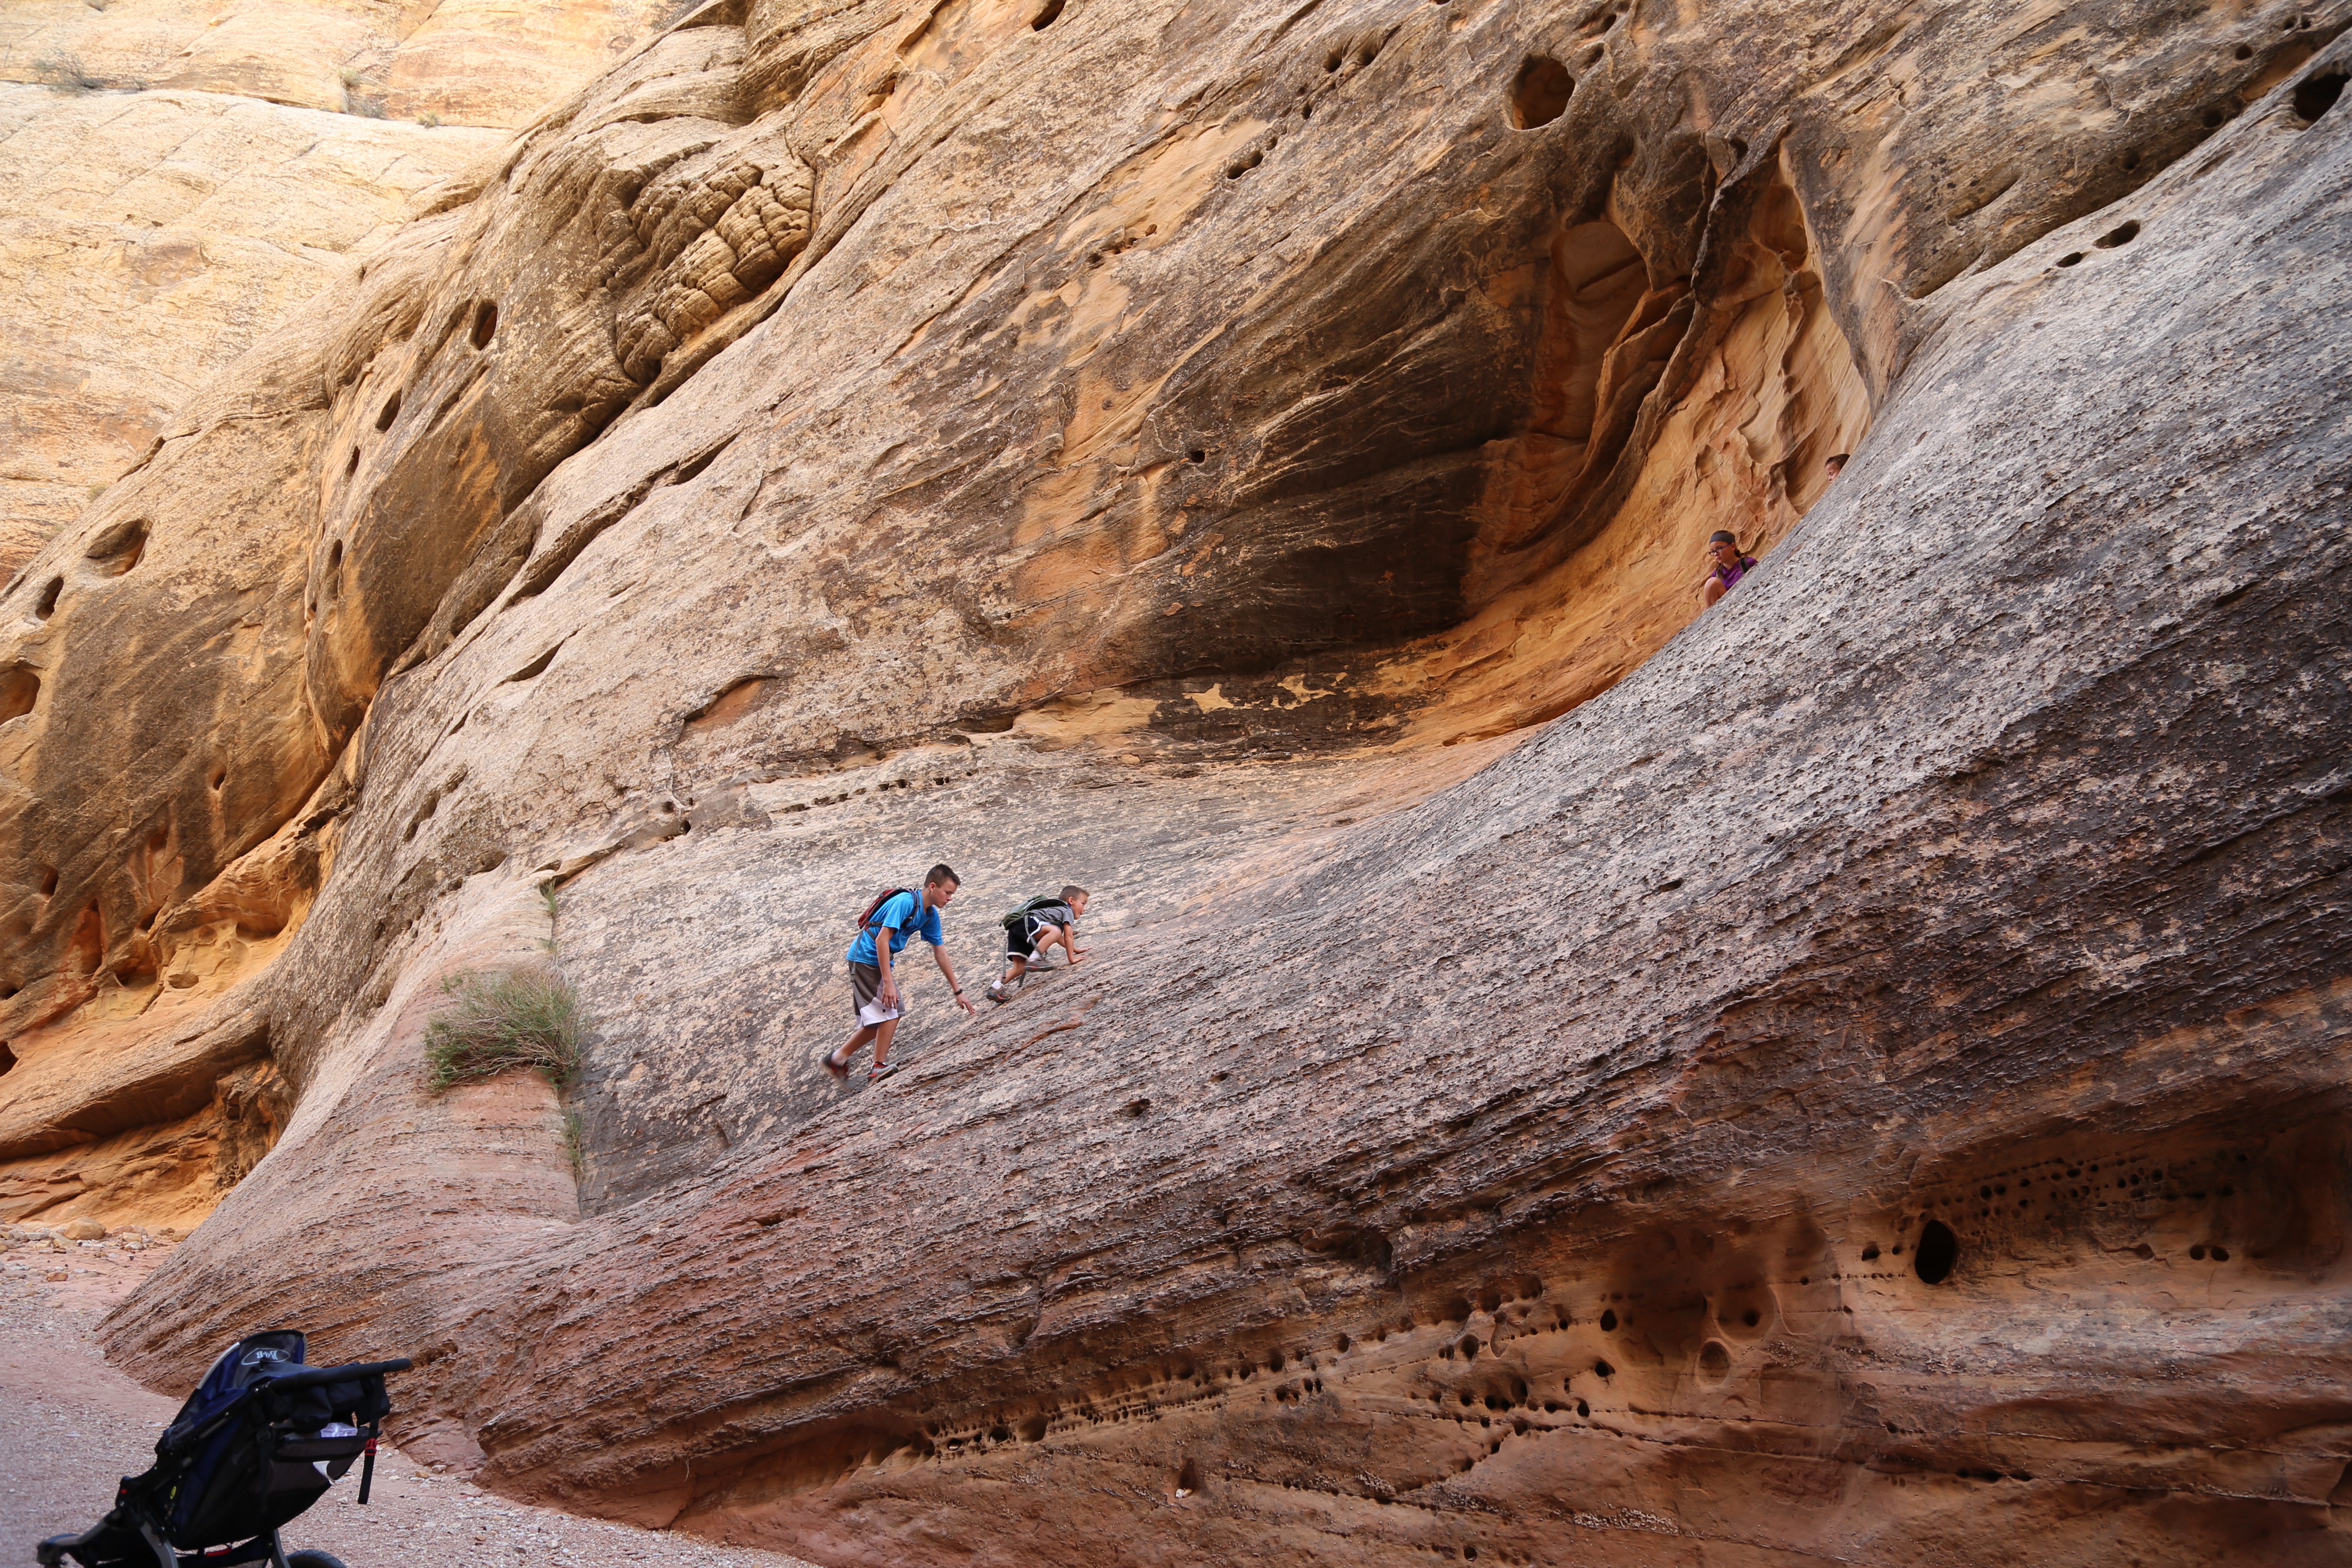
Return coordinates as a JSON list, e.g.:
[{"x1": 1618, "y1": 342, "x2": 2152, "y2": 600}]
[{"x1": 251, "y1": 1357, "x2": 415, "y2": 1394}]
